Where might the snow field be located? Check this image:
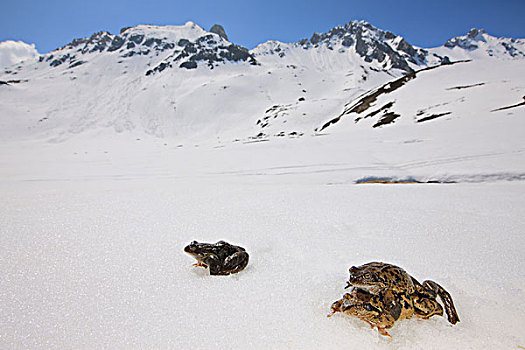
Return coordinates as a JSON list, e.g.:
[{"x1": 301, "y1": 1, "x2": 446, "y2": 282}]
[{"x1": 1, "y1": 138, "x2": 525, "y2": 349}]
